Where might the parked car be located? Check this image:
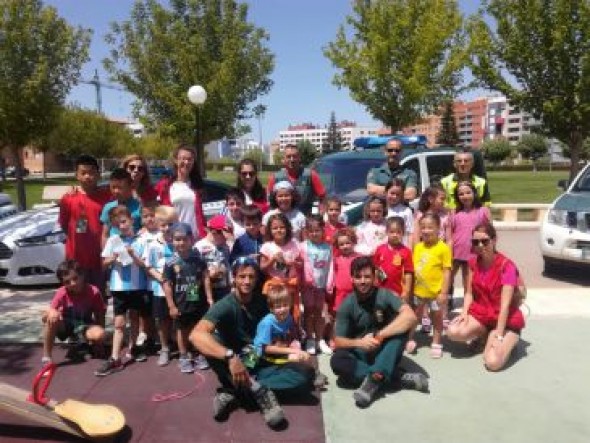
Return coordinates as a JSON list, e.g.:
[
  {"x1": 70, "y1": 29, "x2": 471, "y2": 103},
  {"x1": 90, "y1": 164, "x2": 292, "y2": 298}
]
[
  {"x1": 312, "y1": 146, "x2": 486, "y2": 225},
  {"x1": 0, "y1": 179, "x2": 231, "y2": 286},
  {"x1": 1, "y1": 166, "x2": 30, "y2": 177},
  {"x1": 539, "y1": 162, "x2": 590, "y2": 273}
]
